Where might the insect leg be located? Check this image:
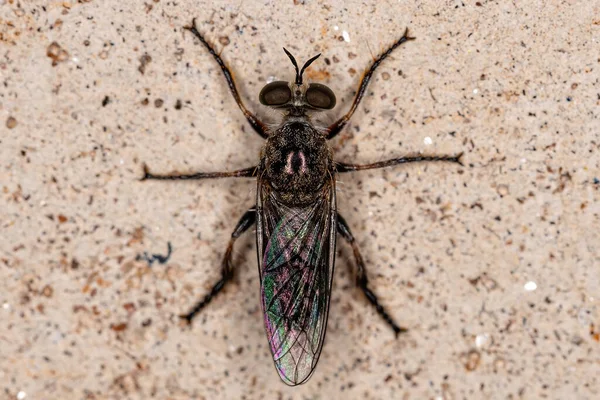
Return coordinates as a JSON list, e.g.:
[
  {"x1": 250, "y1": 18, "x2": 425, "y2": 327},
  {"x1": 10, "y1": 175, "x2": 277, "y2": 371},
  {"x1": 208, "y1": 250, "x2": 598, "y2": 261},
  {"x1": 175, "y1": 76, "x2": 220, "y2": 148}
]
[
  {"x1": 335, "y1": 152, "x2": 463, "y2": 173},
  {"x1": 326, "y1": 28, "x2": 415, "y2": 140},
  {"x1": 140, "y1": 164, "x2": 258, "y2": 181},
  {"x1": 184, "y1": 18, "x2": 269, "y2": 139},
  {"x1": 181, "y1": 207, "x2": 256, "y2": 324},
  {"x1": 337, "y1": 213, "x2": 407, "y2": 336}
]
